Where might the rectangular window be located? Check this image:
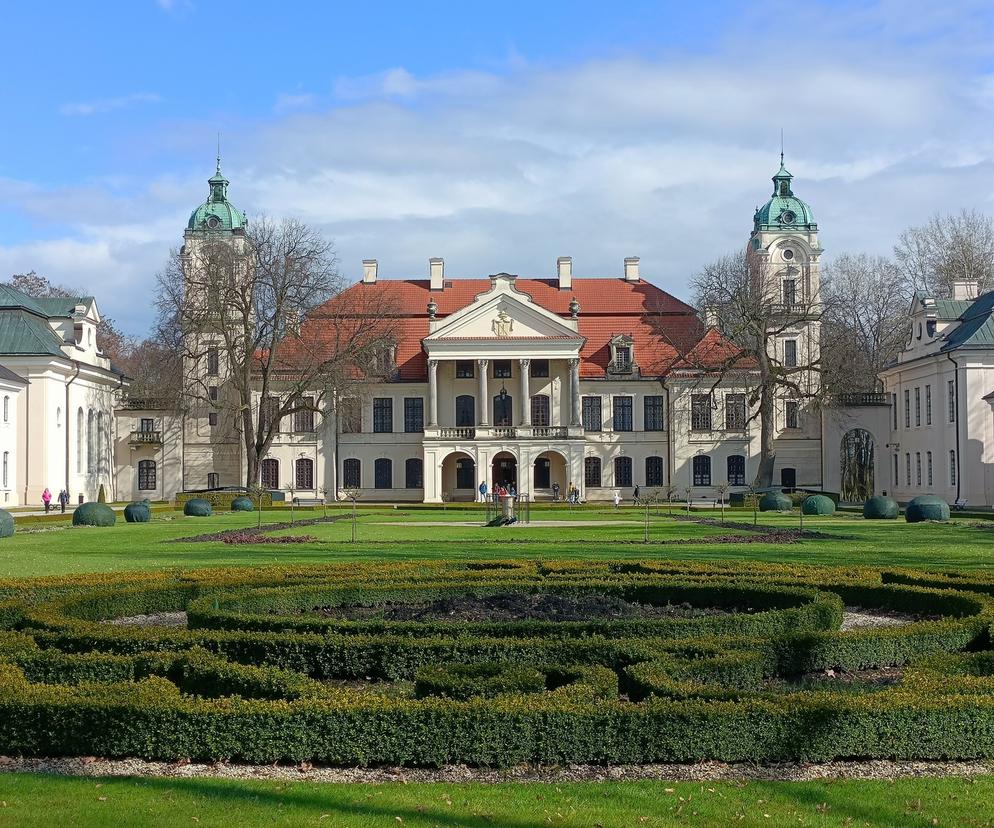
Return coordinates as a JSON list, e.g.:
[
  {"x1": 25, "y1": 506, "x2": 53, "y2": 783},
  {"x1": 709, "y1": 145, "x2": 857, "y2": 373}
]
[
  {"x1": 645, "y1": 456, "x2": 664, "y2": 486},
  {"x1": 493, "y1": 360, "x2": 512, "y2": 379},
  {"x1": 455, "y1": 360, "x2": 474, "y2": 379},
  {"x1": 644, "y1": 395, "x2": 665, "y2": 431},
  {"x1": 948, "y1": 380, "x2": 956, "y2": 423},
  {"x1": 260, "y1": 396, "x2": 280, "y2": 432},
  {"x1": 915, "y1": 452, "x2": 922, "y2": 486},
  {"x1": 530, "y1": 359, "x2": 549, "y2": 377},
  {"x1": 584, "y1": 457, "x2": 601, "y2": 487},
  {"x1": 893, "y1": 453, "x2": 898, "y2": 486},
  {"x1": 208, "y1": 412, "x2": 218, "y2": 427},
  {"x1": 727, "y1": 455, "x2": 746, "y2": 486},
  {"x1": 206, "y1": 347, "x2": 219, "y2": 376},
  {"x1": 785, "y1": 401, "x2": 799, "y2": 430},
  {"x1": 374, "y1": 458, "x2": 392, "y2": 489},
  {"x1": 612, "y1": 396, "x2": 633, "y2": 431},
  {"x1": 139, "y1": 418, "x2": 155, "y2": 433},
  {"x1": 615, "y1": 346, "x2": 631, "y2": 368},
  {"x1": 691, "y1": 394, "x2": 712, "y2": 431},
  {"x1": 915, "y1": 387, "x2": 921, "y2": 427},
  {"x1": 207, "y1": 472, "x2": 219, "y2": 489},
  {"x1": 404, "y1": 398, "x2": 424, "y2": 433},
  {"x1": 725, "y1": 393, "x2": 746, "y2": 431},
  {"x1": 925, "y1": 385, "x2": 932, "y2": 425},
  {"x1": 950, "y1": 450, "x2": 957, "y2": 486},
  {"x1": 927, "y1": 451, "x2": 933, "y2": 486},
  {"x1": 783, "y1": 340, "x2": 798, "y2": 368},
  {"x1": 906, "y1": 453, "x2": 911, "y2": 486},
  {"x1": 904, "y1": 389, "x2": 911, "y2": 428},
  {"x1": 892, "y1": 393, "x2": 898, "y2": 430},
  {"x1": 372, "y1": 398, "x2": 393, "y2": 433},
  {"x1": 531, "y1": 395, "x2": 551, "y2": 427},
  {"x1": 405, "y1": 458, "x2": 423, "y2": 489},
  {"x1": 137, "y1": 460, "x2": 156, "y2": 491},
  {"x1": 293, "y1": 397, "x2": 315, "y2": 433},
  {"x1": 782, "y1": 280, "x2": 797, "y2": 306},
  {"x1": 208, "y1": 386, "x2": 218, "y2": 402},
  {"x1": 339, "y1": 398, "x2": 360, "y2": 434},
  {"x1": 581, "y1": 396, "x2": 601, "y2": 432},
  {"x1": 692, "y1": 455, "x2": 711, "y2": 486}
]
